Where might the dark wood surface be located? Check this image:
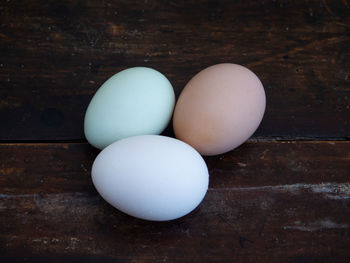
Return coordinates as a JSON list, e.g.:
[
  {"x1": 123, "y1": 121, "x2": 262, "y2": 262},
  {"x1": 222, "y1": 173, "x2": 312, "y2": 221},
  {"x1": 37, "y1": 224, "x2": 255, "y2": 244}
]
[
  {"x1": 0, "y1": 0, "x2": 349, "y2": 140},
  {"x1": 1, "y1": 142, "x2": 350, "y2": 262},
  {"x1": 1, "y1": 0, "x2": 349, "y2": 262}
]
